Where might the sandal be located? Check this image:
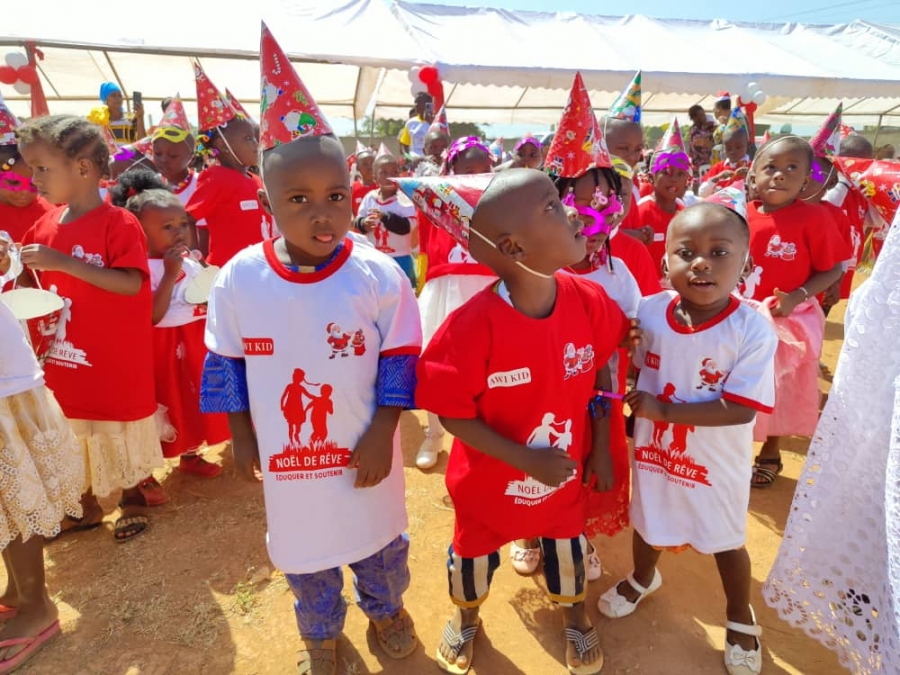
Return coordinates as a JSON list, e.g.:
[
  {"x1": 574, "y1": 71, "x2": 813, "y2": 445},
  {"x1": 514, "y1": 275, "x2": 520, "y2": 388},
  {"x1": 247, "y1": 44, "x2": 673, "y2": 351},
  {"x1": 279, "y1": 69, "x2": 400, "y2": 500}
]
[
  {"x1": 435, "y1": 618, "x2": 480, "y2": 674},
  {"x1": 751, "y1": 457, "x2": 783, "y2": 488},
  {"x1": 296, "y1": 638, "x2": 336, "y2": 675},
  {"x1": 564, "y1": 626, "x2": 604, "y2": 675},
  {"x1": 49, "y1": 513, "x2": 103, "y2": 541},
  {"x1": 724, "y1": 606, "x2": 763, "y2": 675},
  {"x1": 136, "y1": 476, "x2": 168, "y2": 506},
  {"x1": 370, "y1": 607, "x2": 417, "y2": 659},
  {"x1": 0, "y1": 619, "x2": 60, "y2": 674},
  {"x1": 114, "y1": 505, "x2": 148, "y2": 543},
  {"x1": 179, "y1": 453, "x2": 223, "y2": 479},
  {"x1": 597, "y1": 568, "x2": 662, "y2": 619},
  {"x1": 509, "y1": 540, "x2": 541, "y2": 576}
]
